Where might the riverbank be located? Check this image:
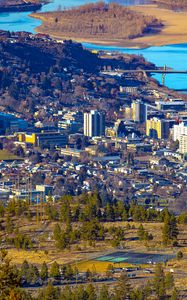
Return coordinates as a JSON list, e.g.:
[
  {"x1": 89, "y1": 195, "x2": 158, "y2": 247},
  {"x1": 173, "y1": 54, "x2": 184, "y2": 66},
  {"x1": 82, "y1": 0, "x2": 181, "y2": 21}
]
[{"x1": 31, "y1": 4, "x2": 187, "y2": 48}]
